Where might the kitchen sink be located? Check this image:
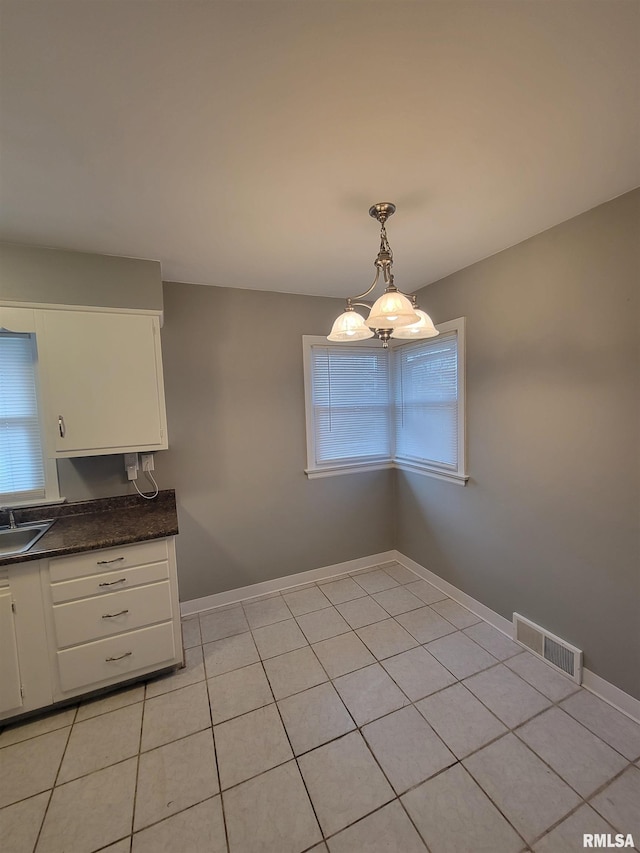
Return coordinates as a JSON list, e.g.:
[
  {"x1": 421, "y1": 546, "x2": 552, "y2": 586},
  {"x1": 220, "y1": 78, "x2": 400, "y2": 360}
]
[{"x1": 0, "y1": 520, "x2": 55, "y2": 558}]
